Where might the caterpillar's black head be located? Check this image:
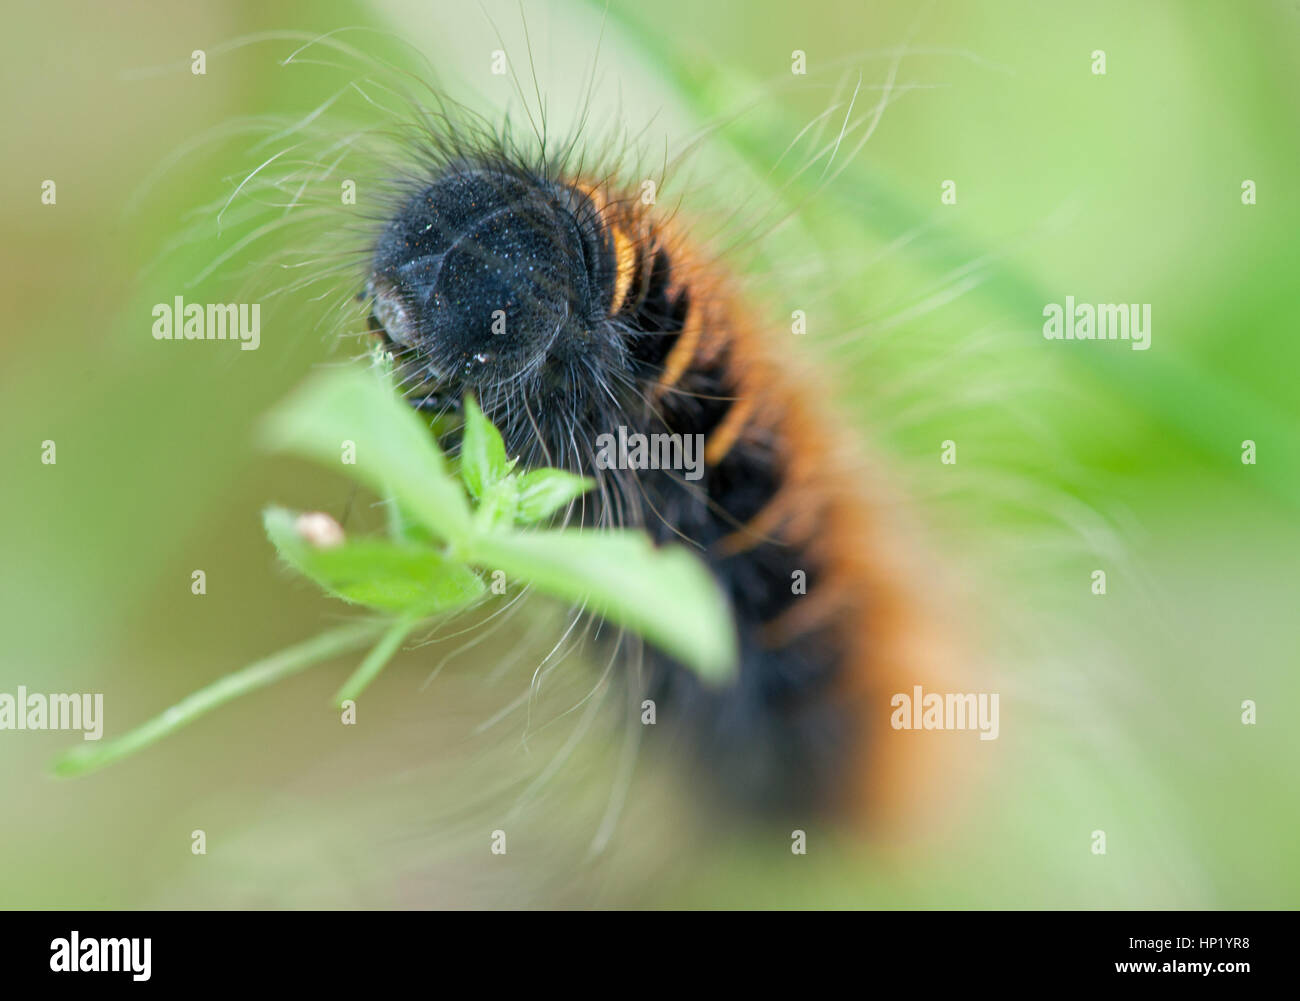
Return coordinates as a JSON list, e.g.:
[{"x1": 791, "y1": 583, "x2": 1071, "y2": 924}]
[{"x1": 367, "y1": 163, "x2": 624, "y2": 423}]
